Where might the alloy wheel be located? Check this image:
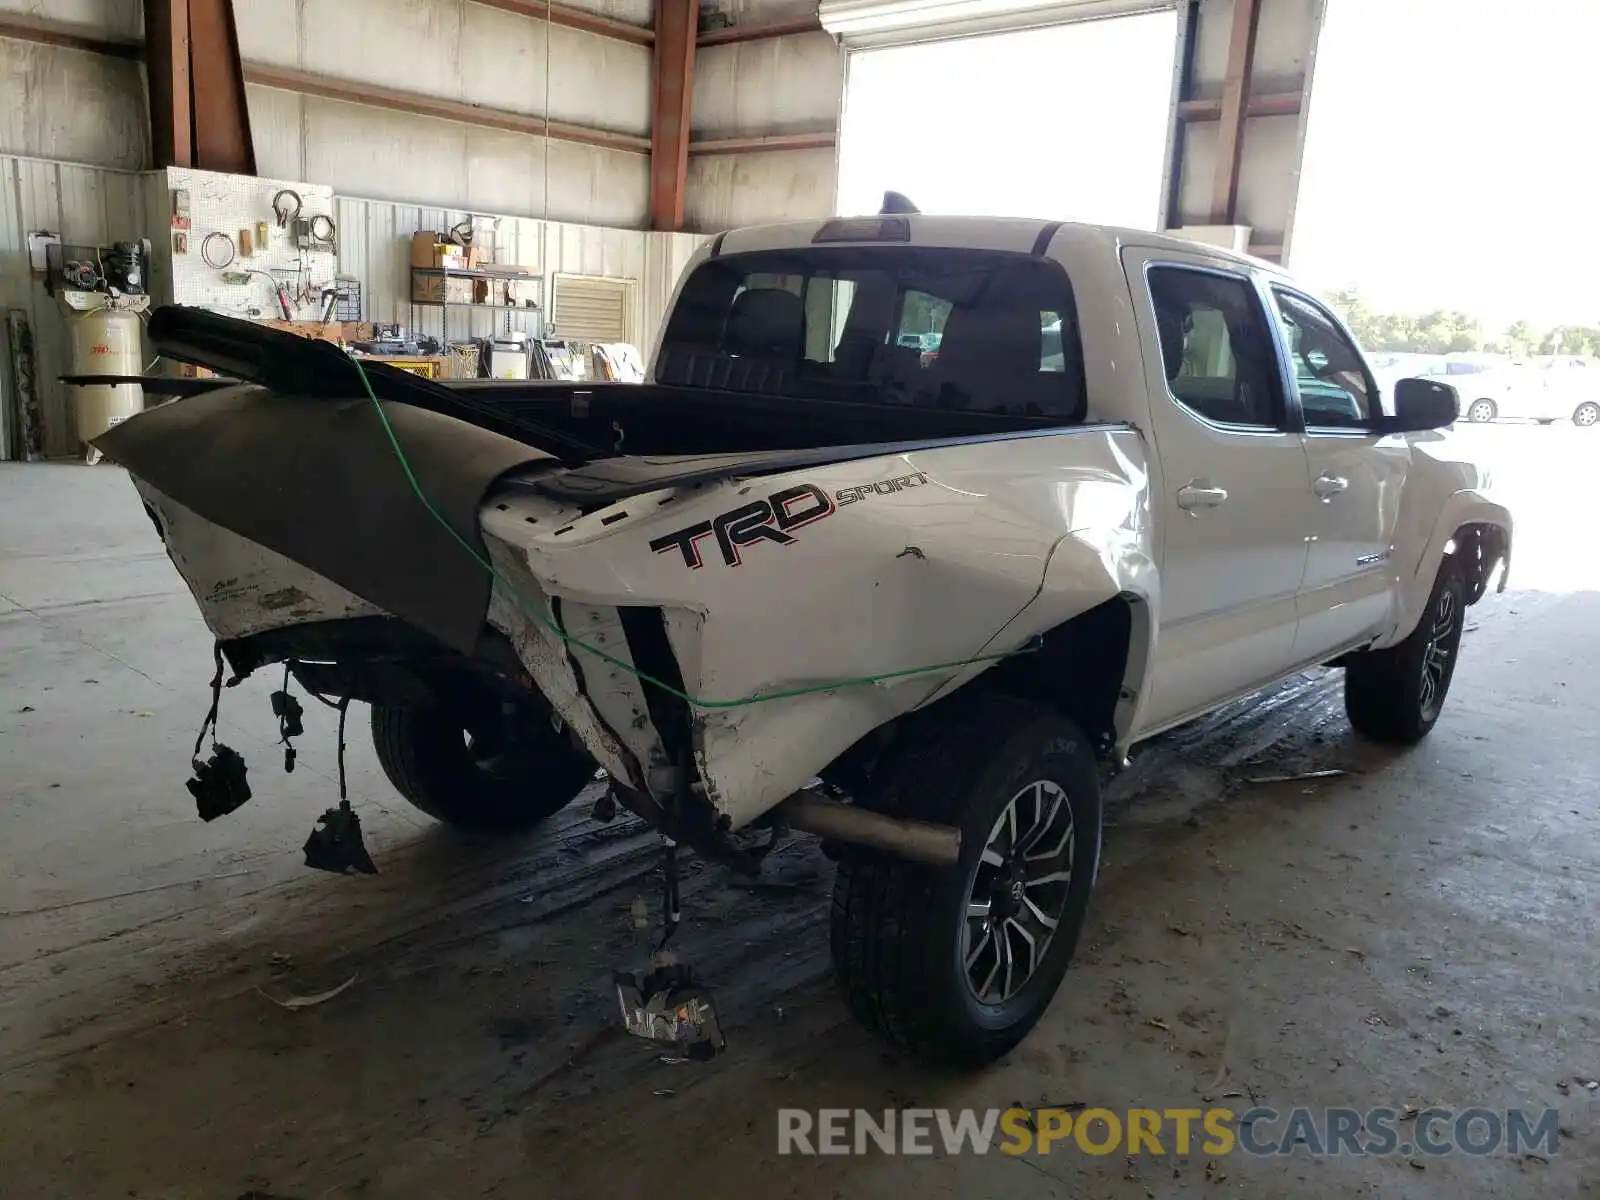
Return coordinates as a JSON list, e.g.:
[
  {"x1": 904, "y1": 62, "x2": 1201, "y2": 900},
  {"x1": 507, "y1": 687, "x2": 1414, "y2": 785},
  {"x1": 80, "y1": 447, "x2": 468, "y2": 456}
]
[
  {"x1": 961, "y1": 780, "x2": 1076, "y2": 1004},
  {"x1": 1419, "y1": 586, "x2": 1459, "y2": 720}
]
